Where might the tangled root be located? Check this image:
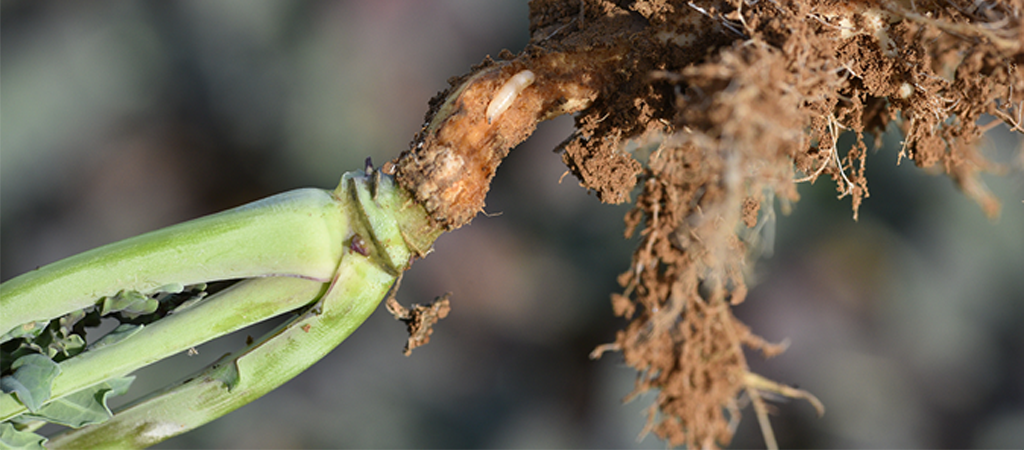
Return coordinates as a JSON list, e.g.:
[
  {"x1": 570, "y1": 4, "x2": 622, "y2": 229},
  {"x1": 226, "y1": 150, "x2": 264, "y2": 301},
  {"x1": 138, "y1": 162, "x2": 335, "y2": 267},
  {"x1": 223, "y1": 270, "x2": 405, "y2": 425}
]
[{"x1": 397, "y1": 0, "x2": 1024, "y2": 447}]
